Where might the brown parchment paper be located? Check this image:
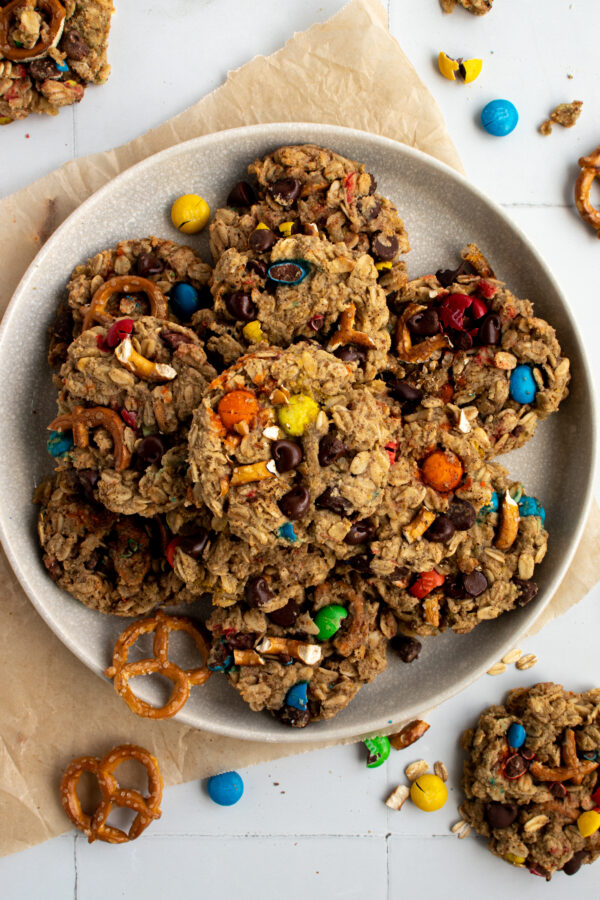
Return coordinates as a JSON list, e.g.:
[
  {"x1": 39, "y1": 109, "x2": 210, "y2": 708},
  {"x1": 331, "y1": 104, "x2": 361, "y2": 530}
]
[{"x1": 0, "y1": 0, "x2": 598, "y2": 858}]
